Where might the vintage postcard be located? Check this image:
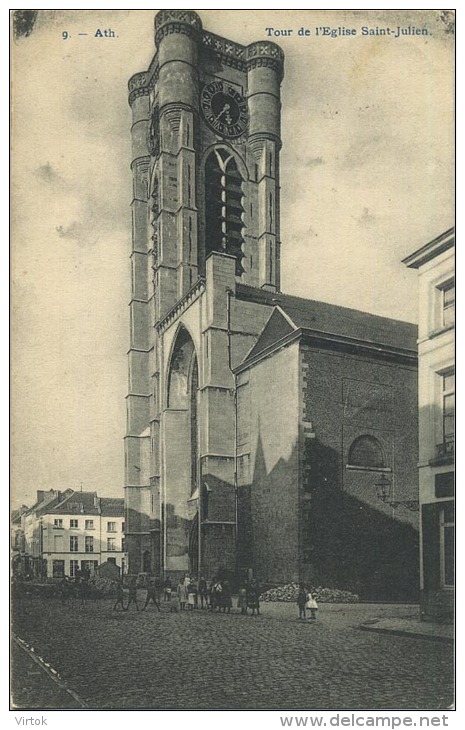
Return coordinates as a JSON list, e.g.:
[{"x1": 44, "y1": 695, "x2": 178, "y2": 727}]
[{"x1": 10, "y1": 8, "x2": 455, "y2": 717}]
